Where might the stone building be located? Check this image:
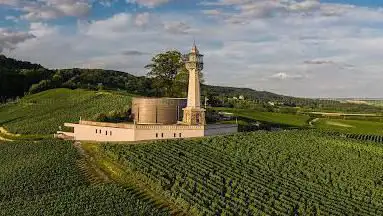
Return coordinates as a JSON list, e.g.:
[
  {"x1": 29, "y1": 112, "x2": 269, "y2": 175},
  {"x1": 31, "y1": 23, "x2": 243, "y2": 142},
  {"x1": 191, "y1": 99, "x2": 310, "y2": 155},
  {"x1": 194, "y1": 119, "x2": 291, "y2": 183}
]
[{"x1": 57, "y1": 43, "x2": 237, "y2": 142}]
